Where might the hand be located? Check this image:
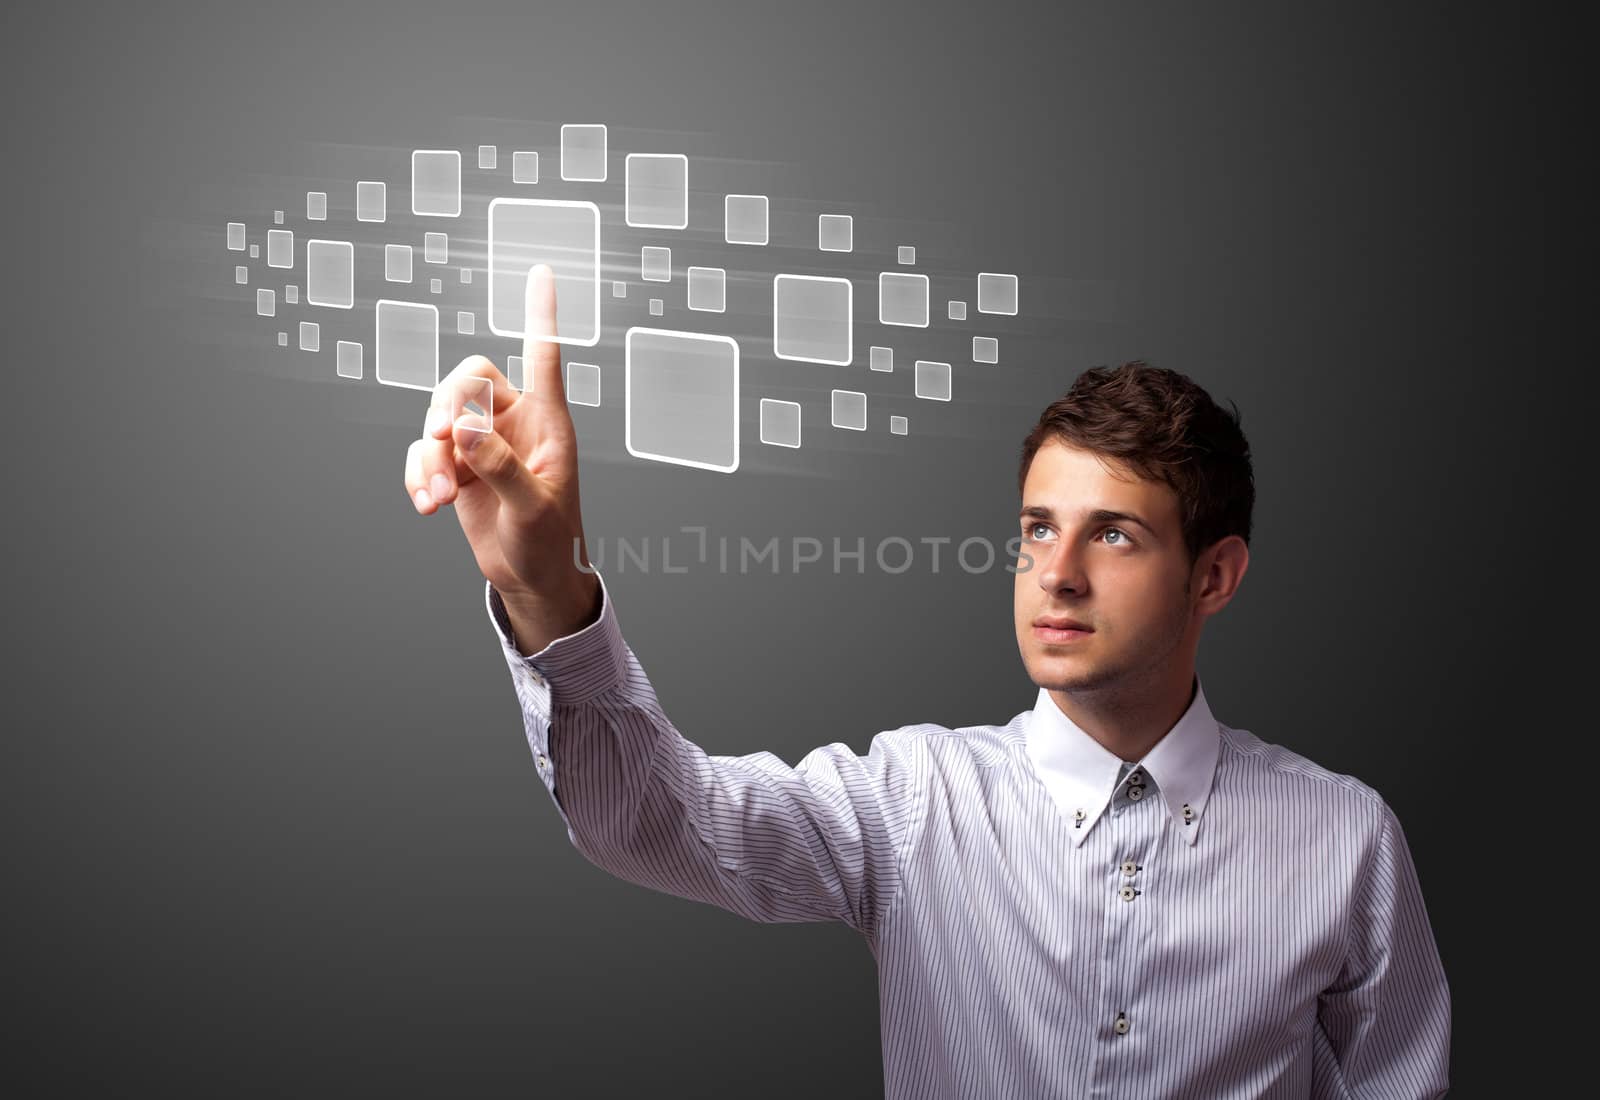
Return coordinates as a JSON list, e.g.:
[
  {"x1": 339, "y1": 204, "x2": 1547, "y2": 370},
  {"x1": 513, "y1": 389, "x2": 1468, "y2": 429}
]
[{"x1": 403, "y1": 264, "x2": 601, "y2": 652}]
